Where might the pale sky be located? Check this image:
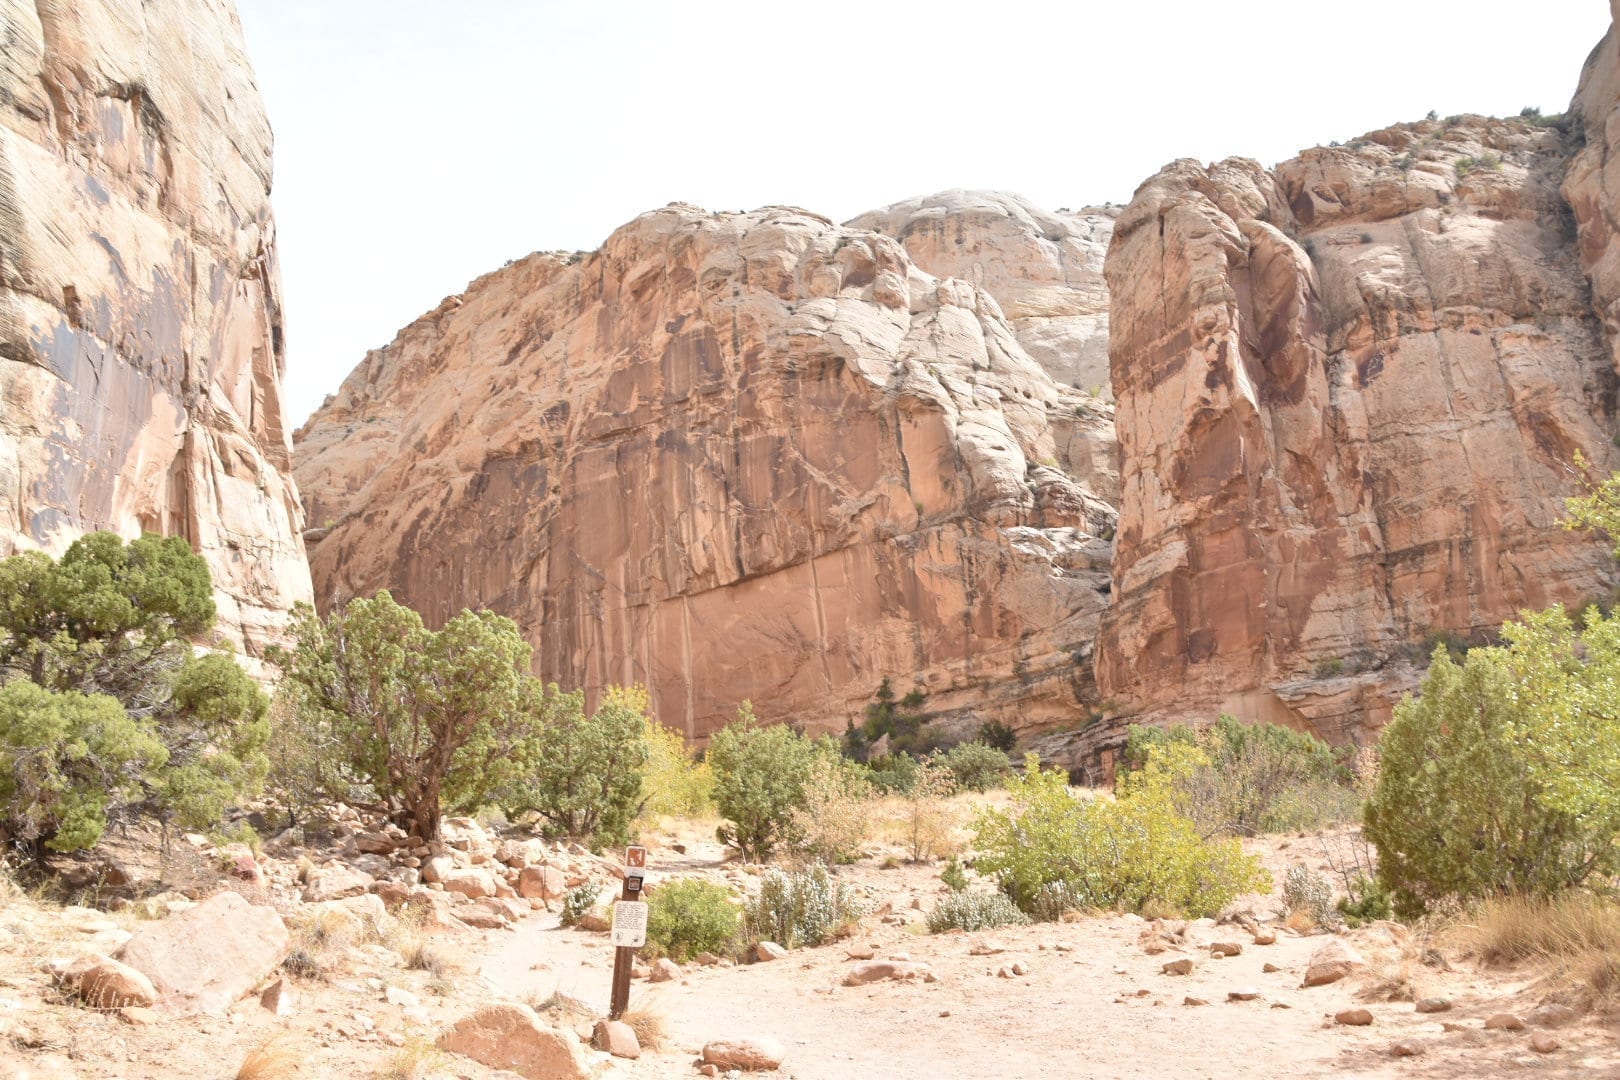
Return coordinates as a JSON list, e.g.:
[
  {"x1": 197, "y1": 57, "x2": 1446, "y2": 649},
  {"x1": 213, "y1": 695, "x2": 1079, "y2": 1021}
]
[{"x1": 234, "y1": 1, "x2": 1613, "y2": 428}]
